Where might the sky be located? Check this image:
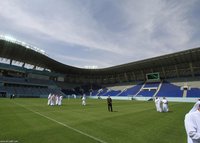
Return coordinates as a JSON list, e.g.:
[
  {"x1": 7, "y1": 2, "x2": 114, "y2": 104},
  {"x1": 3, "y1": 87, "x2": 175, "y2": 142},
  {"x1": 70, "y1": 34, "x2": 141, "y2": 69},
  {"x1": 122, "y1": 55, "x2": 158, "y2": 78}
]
[{"x1": 0, "y1": 0, "x2": 200, "y2": 69}]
